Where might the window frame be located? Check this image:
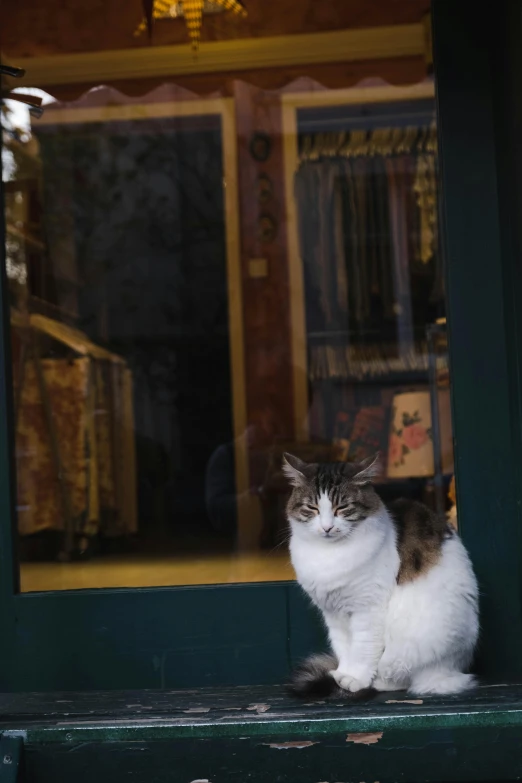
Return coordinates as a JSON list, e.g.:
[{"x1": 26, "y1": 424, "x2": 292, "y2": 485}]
[
  {"x1": 0, "y1": 0, "x2": 521, "y2": 692},
  {"x1": 433, "y1": 0, "x2": 522, "y2": 680},
  {"x1": 280, "y1": 80, "x2": 436, "y2": 439},
  {"x1": 23, "y1": 95, "x2": 255, "y2": 550}
]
